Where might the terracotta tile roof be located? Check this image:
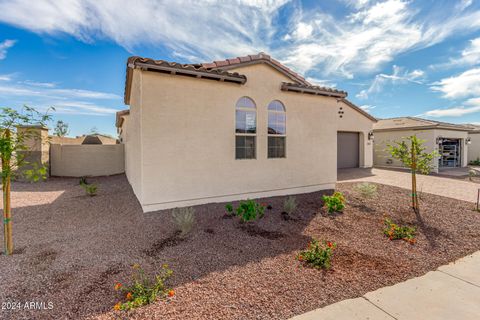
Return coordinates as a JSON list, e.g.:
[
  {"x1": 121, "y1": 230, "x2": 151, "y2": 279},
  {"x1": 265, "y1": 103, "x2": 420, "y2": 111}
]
[
  {"x1": 195, "y1": 52, "x2": 311, "y2": 86},
  {"x1": 124, "y1": 56, "x2": 247, "y2": 104},
  {"x1": 281, "y1": 82, "x2": 348, "y2": 98},
  {"x1": 374, "y1": 117, "x2": 472, "y2": 132}
]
